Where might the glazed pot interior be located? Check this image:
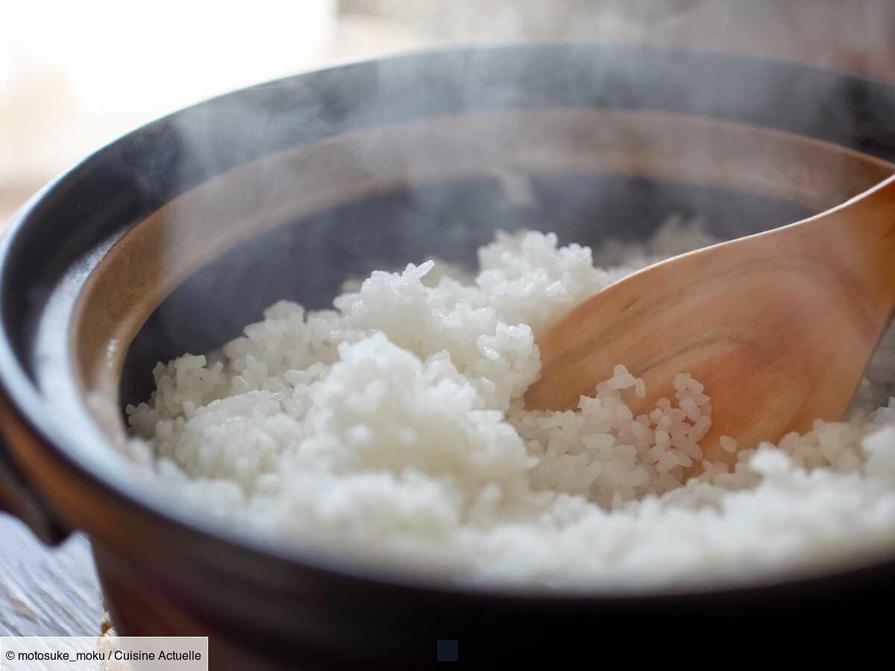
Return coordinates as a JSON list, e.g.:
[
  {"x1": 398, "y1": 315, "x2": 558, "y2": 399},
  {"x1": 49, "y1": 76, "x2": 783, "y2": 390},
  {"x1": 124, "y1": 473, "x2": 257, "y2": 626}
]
[{"x1": 68, "y1": 110, "x2": 894, "y2": 444}]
